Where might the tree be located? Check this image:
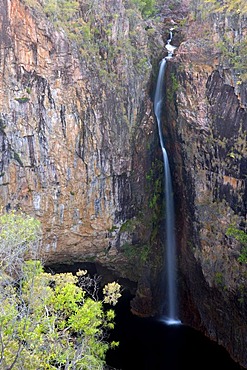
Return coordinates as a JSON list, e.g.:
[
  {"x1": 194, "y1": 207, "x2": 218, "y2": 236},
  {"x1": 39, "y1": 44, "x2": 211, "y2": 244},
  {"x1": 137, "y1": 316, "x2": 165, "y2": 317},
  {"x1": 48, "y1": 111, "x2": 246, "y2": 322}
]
[
  {"x1": 129, "y1": 0, "x2": 156, "y2": 17},
  {"x1": 43, "y1": 0, "x2": 80, "y2": 23},
  {"x1": 0, "y1": 209, "x2": 42, "y2": 276},
  {"x1": 0, "y1": 210, "x2": 121, "y2": 369}
]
